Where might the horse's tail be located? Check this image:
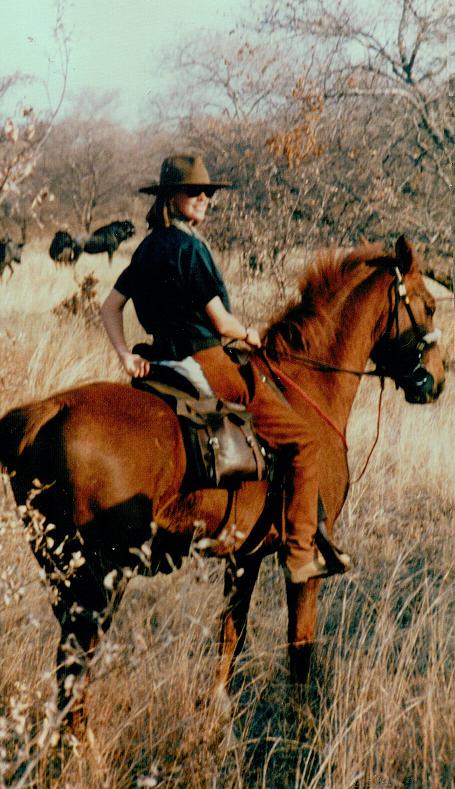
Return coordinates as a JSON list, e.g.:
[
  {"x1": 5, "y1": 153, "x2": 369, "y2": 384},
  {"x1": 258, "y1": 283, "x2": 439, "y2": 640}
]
[{"x1": 0, "y1": 398, "x2": 67, "y2": 471}]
